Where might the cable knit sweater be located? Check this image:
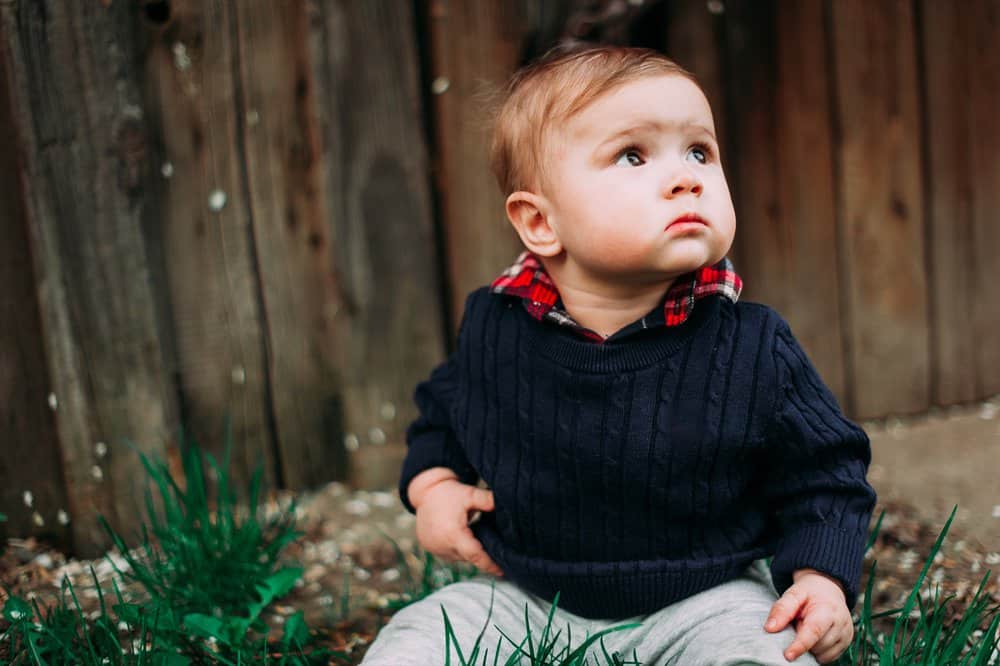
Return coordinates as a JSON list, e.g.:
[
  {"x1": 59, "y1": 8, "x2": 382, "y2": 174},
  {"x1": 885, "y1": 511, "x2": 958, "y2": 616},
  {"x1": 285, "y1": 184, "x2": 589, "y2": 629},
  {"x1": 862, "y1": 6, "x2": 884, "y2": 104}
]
[{"x1": 400, "y1": 287, "x2": 876, "y2": 619}]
